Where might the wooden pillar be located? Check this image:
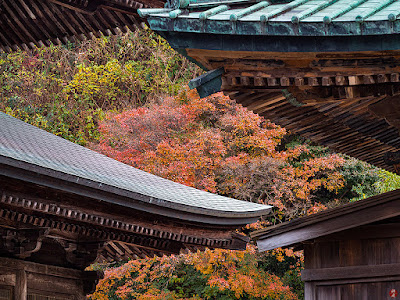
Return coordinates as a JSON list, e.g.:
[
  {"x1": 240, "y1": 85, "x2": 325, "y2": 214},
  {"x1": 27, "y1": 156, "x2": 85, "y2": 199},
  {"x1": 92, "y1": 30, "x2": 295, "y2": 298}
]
[
  {"x1": 15, "y1": 270, "x2": 27, "y2": 300},
  {"x1": 304, "y1": 282, "x2": 315, "y2": 300}
]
